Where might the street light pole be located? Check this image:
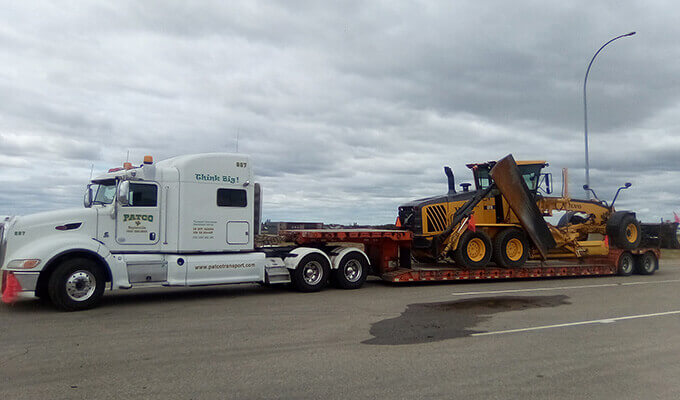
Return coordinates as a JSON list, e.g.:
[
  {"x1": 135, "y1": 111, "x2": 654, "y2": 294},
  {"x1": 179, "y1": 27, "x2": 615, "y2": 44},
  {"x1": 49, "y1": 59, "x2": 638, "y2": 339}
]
[{"x1": 583, "y1": 31, "x2": 636, "y2": 198}]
